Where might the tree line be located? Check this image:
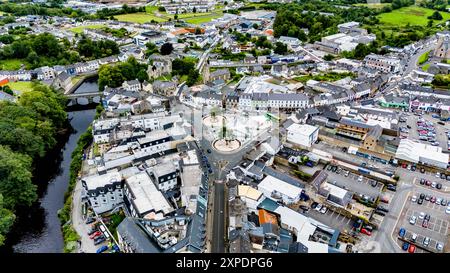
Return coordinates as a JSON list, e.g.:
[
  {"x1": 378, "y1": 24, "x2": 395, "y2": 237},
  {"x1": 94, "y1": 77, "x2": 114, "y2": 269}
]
[
  {"x1": 98, "y1": 56, "x2": 149, "y2": 91},
  {"x1": 0, "y1": 83, "x2": 68, "y2": 246},
  {"x1": 0, "y1": 32, "x2": 119, "y2": 69}
]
